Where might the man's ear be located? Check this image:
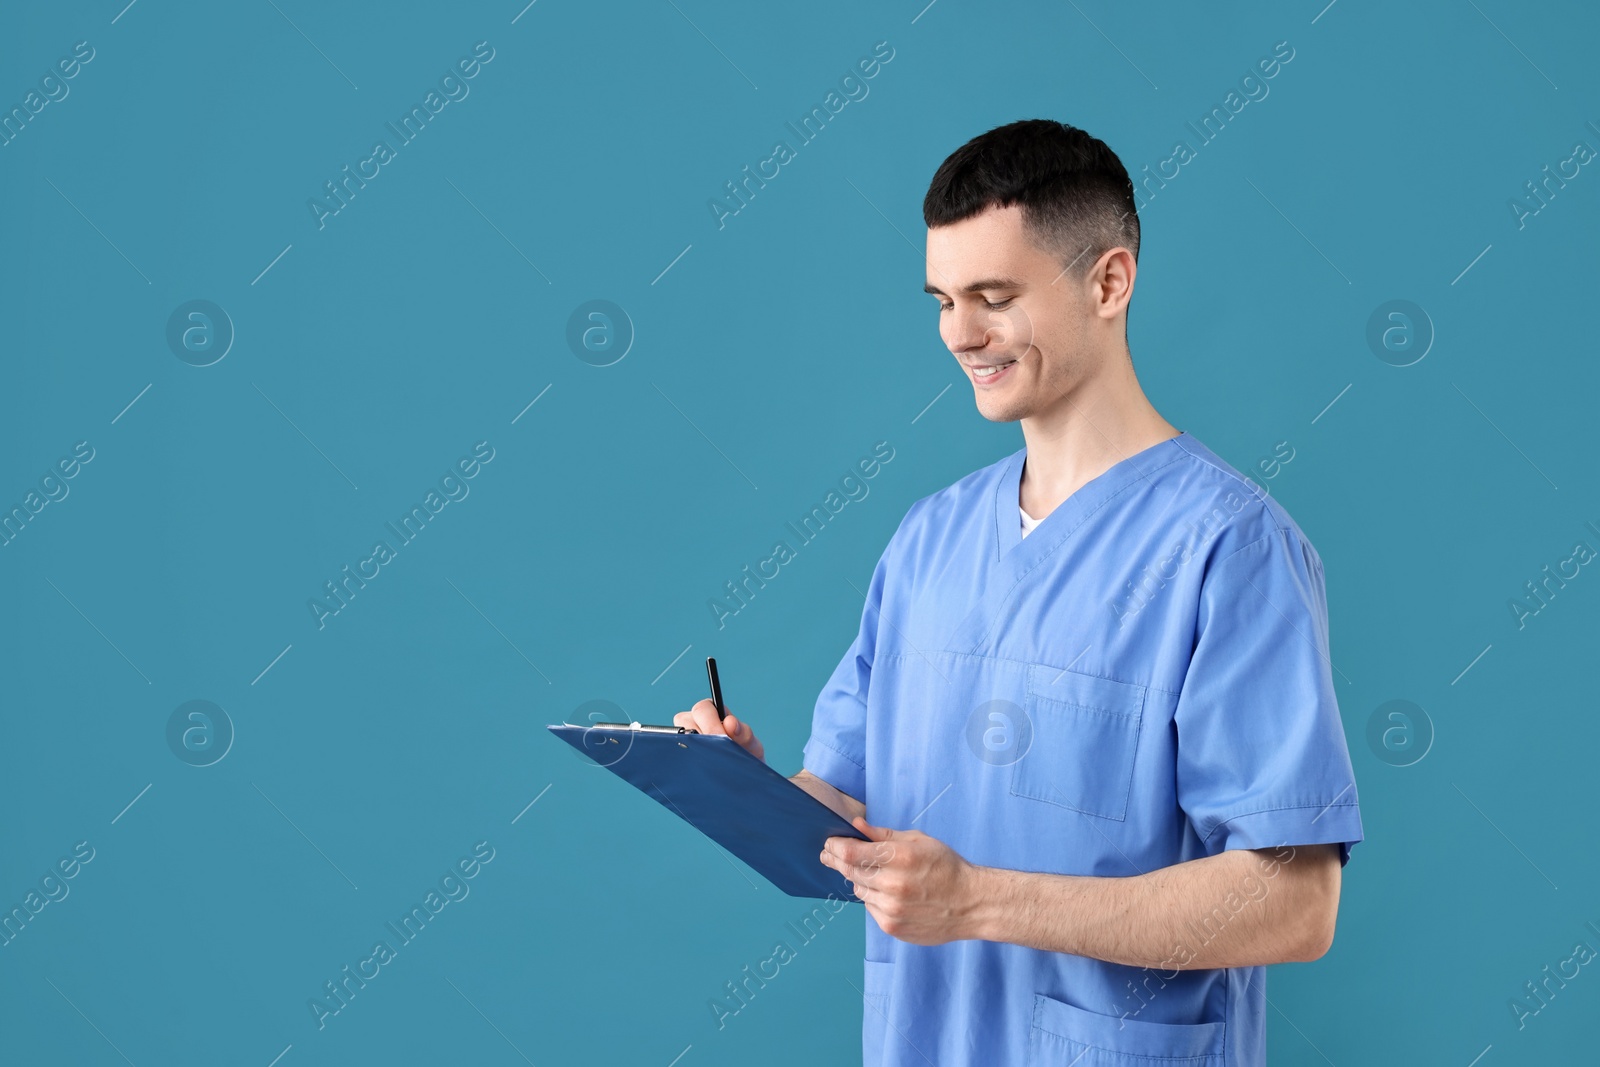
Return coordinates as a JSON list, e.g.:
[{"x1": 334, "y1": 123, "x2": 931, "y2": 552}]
[{"x1": 1090, "y1": 246, "x2": 1136, "y2": 321}]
